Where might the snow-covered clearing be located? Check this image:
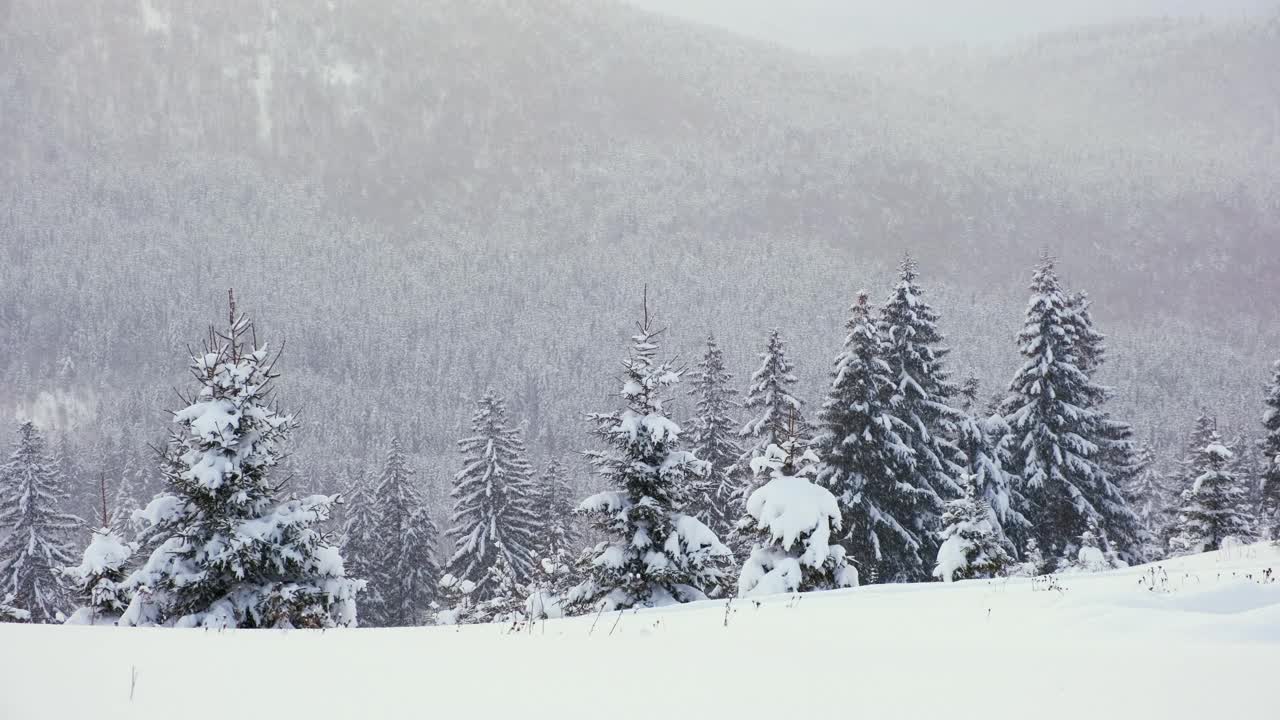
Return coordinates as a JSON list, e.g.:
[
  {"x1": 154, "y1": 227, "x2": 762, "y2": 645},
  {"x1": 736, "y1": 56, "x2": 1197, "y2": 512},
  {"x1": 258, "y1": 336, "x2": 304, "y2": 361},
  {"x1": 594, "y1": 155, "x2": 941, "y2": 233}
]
[{"x1": 3, "y1": 544, "x2": 1278, "y2": 720}]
